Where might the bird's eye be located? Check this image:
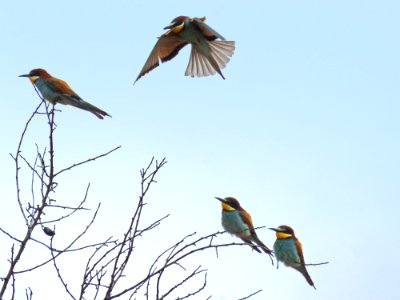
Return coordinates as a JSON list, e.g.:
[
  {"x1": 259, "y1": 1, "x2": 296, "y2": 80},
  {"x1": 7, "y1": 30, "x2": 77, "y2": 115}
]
[{"x1": 171, "y1": 22, "x2": 184, "y2": 33}]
